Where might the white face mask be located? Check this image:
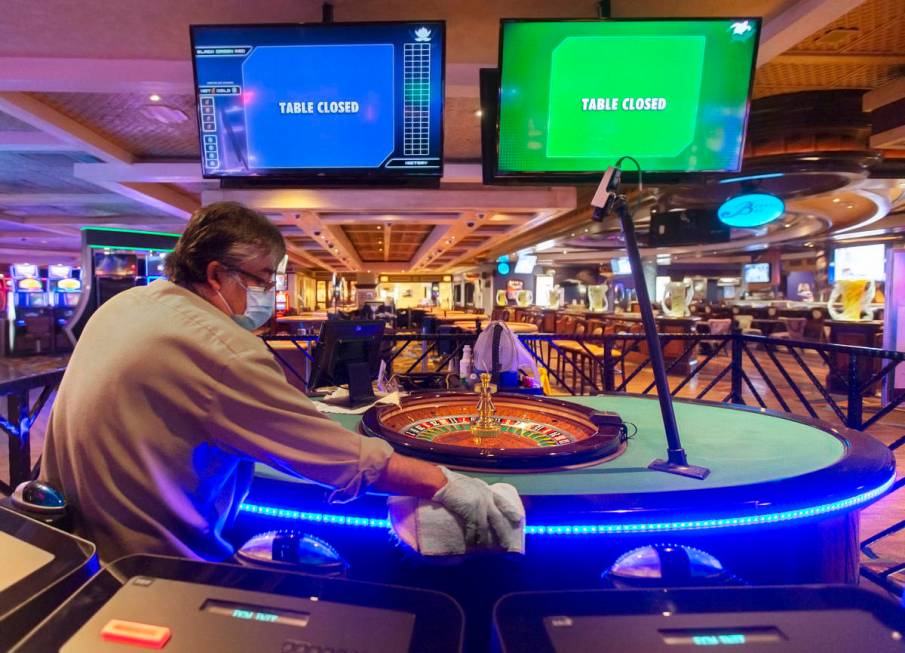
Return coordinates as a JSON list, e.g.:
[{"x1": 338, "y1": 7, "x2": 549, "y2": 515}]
[{"x1": 218, "y1": 273, "x2": 275, "y2": 331}]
